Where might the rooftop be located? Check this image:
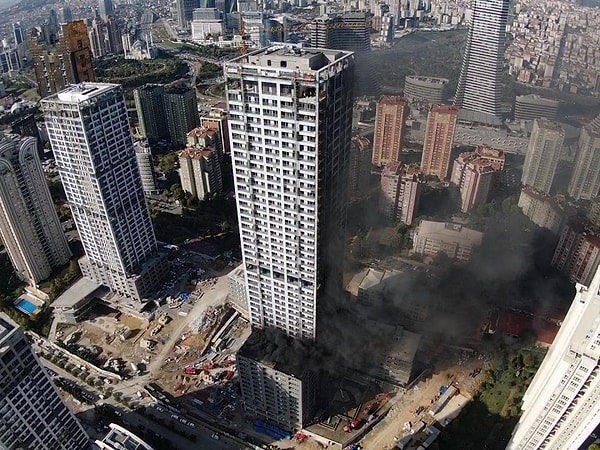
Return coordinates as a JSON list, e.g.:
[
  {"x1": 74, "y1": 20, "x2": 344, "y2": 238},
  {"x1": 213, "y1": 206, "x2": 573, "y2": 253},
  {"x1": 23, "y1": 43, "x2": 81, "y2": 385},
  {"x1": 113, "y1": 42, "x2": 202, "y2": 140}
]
[
  {"x1": 52, "y1": 277, "x2": 104, "y2": 309},
  {"x1": 416, "y1": 221, "x2": 484, "y2": 246},
  {"x1": 52, "y1": 83, "x2": 119, "y2": 103},
  {"x1": 405, "y1": 75, "x2": 449, "y2": 84},
  {"x1": 94, "y1": 423, "x2": 154, "y2": 450},
  {"x1": 515, "y1": 94, "x2": 560, "y2": 106},
  {"x1": 378, "y1": 95, "x2": 408, "y2": 105},
  {"x1": 430, "y1": 104, "x2": 459, "y2": 114},
  {"x1": 534, "y1": 118, "x2": 565, "y2": 133}
]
